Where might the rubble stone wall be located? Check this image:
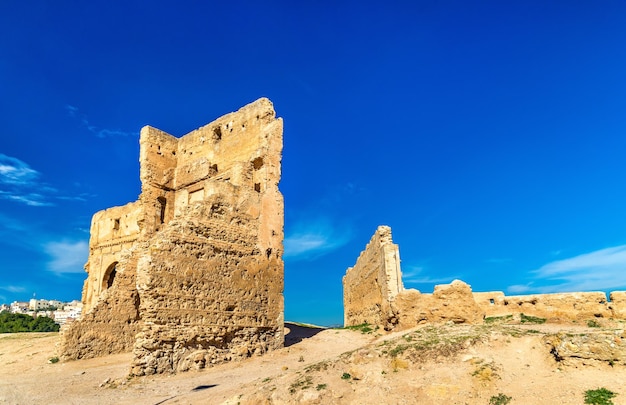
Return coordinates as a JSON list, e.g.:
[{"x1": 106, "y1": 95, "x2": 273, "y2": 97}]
[
  {"x1": 82, "y1": 201, "x2": 141, "y2": 313},
  {"x1": 61, "y1": 98, "x2": 284, "y2": 374},
  {"x1": 343, "y1": 225, "x2": 626, "y2": 330},
  {"x1": 474, "y1": 291, "x2": 626, "y2": 322},
  {"x1": 392, "y1": 280, "x2": 485, "y2": 328},
  {"x1": 342, "y1": 226, "x2": 403, "y2": 329}
]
